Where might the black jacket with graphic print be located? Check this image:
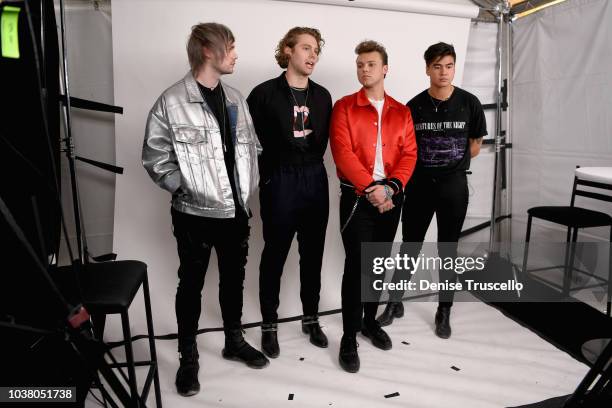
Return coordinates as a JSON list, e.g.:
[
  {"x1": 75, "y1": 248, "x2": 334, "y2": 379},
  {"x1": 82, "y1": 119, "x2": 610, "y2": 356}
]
[{"x1": 247, "y1": 72, "x2": 332, "y2": 180}]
